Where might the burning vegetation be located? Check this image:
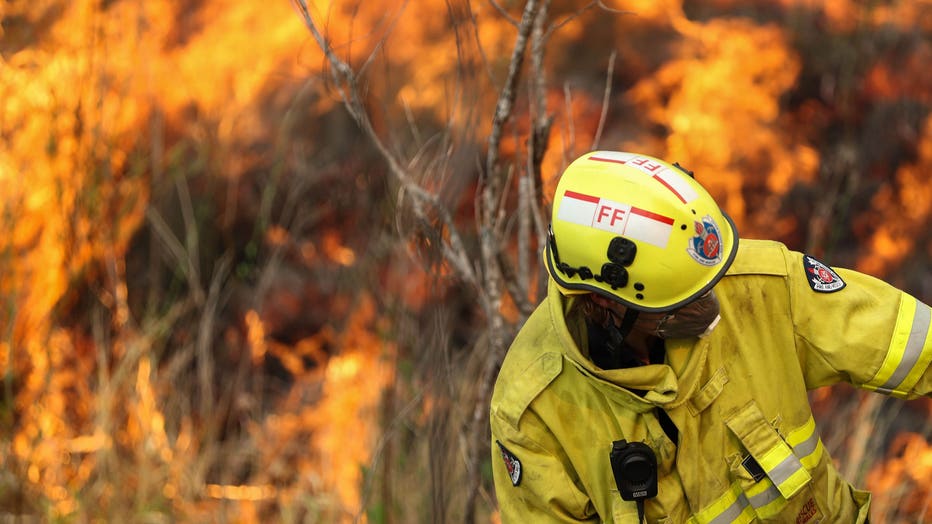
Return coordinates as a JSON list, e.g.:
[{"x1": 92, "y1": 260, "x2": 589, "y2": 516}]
[{"x1": 0, "y1": 0, "x2": 930, "y2": 522}]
